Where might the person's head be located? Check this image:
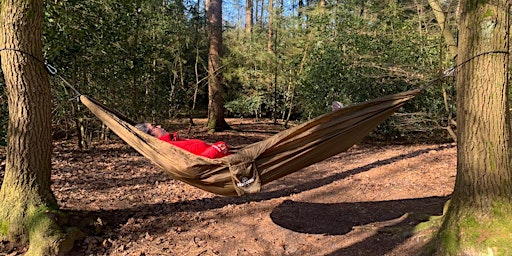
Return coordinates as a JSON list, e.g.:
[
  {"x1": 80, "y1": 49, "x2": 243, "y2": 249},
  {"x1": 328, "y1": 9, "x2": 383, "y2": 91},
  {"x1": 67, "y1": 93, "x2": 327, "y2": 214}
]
[
  {"x1": 135, "y1": 123, "x2": 150, "y2": 133},
  {"x1": 332, "y1": 101, "x2": 344, "y2": 111},
  {"x1": 135, "y1": 122, "x2": 169, "y2": 138}
]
